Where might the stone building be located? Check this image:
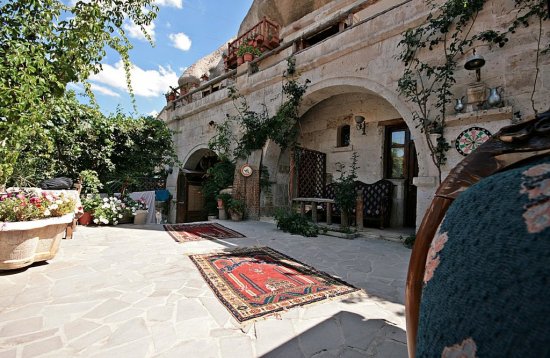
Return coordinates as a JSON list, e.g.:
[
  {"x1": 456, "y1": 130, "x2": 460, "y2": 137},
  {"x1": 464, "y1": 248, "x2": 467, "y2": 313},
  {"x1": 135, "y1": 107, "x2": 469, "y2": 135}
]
[{"x1": 158, "y1": 0, "x2": 550, "y2": 229}]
